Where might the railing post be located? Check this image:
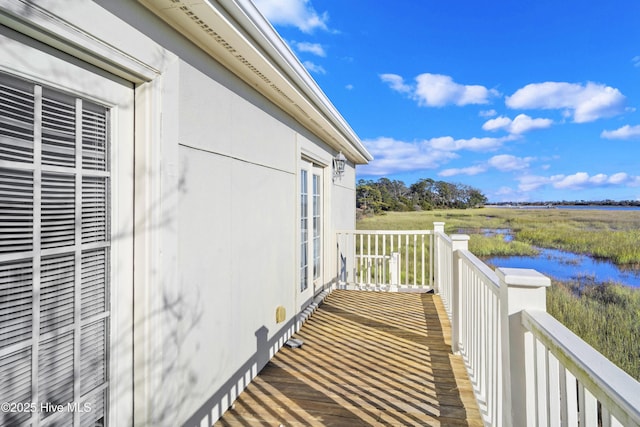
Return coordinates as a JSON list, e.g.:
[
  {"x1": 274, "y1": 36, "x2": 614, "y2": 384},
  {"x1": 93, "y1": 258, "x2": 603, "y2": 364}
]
[
  {"x1": 389, "y1": 252, "x2": 400, "y2": 288},
  {"x1": 450, "y1": 234, "x2": 469, "y2": 354},
  {"x1": 432, "y1": 222, "x2": 445, "y2": 292},
  {"x1": 497, "y1": 268, "x2": 551, "y2": 427}
]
